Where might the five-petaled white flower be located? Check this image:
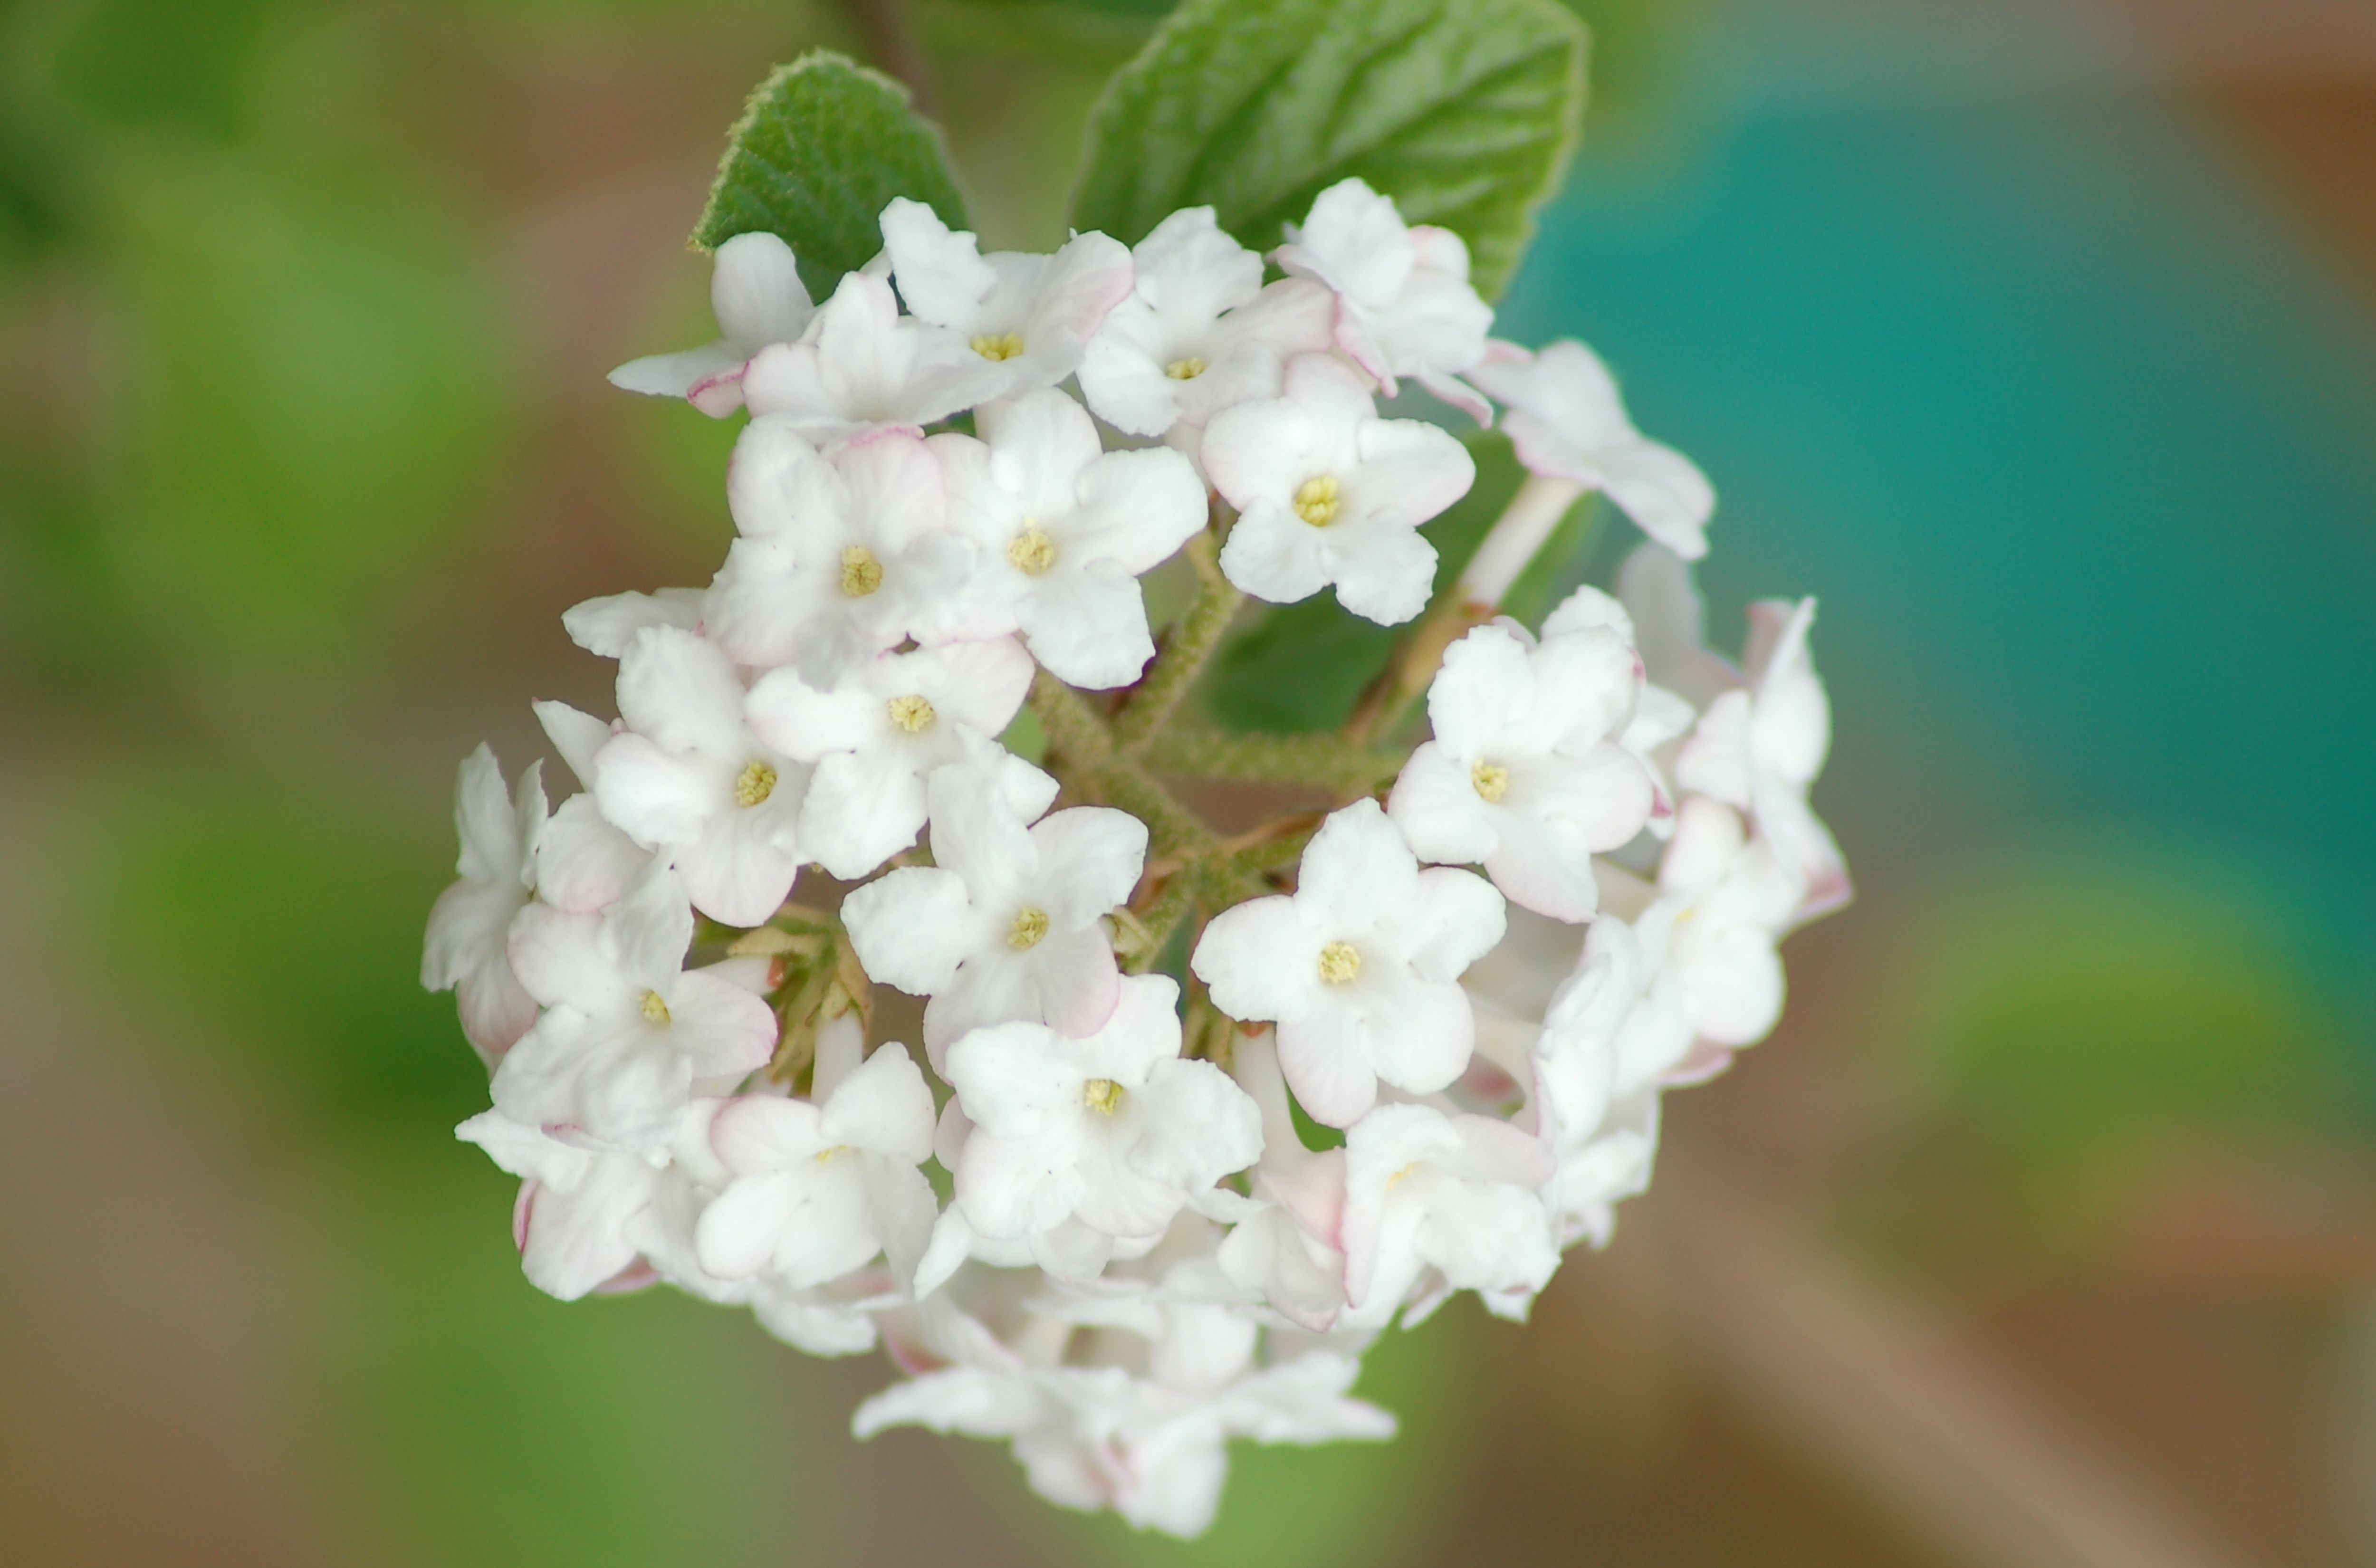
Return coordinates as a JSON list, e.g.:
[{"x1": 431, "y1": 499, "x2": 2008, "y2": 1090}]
[
  {"x1": 932, "y1": 388, "x2": 1209, "y2": 688},
  {"x1": 423, "y1": 745, "x2": 545, "y2": 1061},
  {"x1": 493, "y1": 866, "x2": 776, "y2": 1150},
  {"x1": 1192, "y1": 799, "x2": 1505, "y2": 1126},
  {"x1": 745, "y1": 635, "x2": 1035, "y2": 879},
  {"x1": 880, "y1": 198, "x2": 1134, "y2": 401},
  {"x1": 1076, "y1": 206, "x2": 1335, "y2": 437},
  {"x1": 1469, "y1": 338, "x2": 1716, "y2": 561},
  {"x1": 589, "y1": 625, "x2": 807, "y2": 927},
  {"x1": 843, "y1": 763, "x2": 1146, "y2": 1066},
  {"x1": 1388, "y1": 617, "x2": 1657, "y2": 921},
  {"x1": 608, "y1": 231, "x2": 814, "y2": 417},
  {"x1": 740, "y1": 270, "x2": 1006, "y2": 441},
  {"x1": 942, "y1": 975, "x2": 1263, "y2": 1278},
  {"x1": 1202, "y1": 352, "x2": 1475, "y2": 624},
  {"x1": 1275, "y1": 177, "x2": 1494, "y2": 419},
  {"x1": 696, "y1": 1031, "x2": 940, "y2": 1293},
  {"x1": 706, "y1": 420, "x2": 984, "y2": 687},
  {"x1": 1339, "y1": 1101, "x2": 1559, "y2": 1330}
]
